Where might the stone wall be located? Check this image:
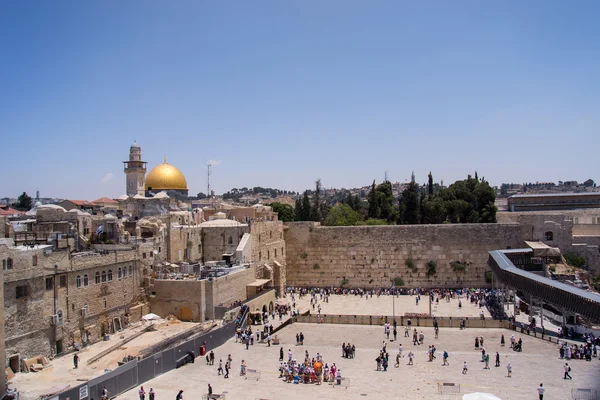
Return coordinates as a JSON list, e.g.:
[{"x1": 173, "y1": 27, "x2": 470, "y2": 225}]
[
  {"x1": 0, "y1": 268, "x2": 6, "y2": 396},
  {"x1": 250, "y1": 221, "x2": 287, "y2": 293},
  {"x1": 168, "y1": 225, "x2": 202, "y2": 264},
  {"x1": 284, "y1": 222, "x2": 523, "y2": 289},
  {"x1": 149, "y1": 279, "x2": 207, "y2": 322},
  {"x1": 202, "y1": 225, "x2": 249, "y2": 262},
  {"x1": 210, "y1": 266, "x2": 257, "y2": 312}
]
